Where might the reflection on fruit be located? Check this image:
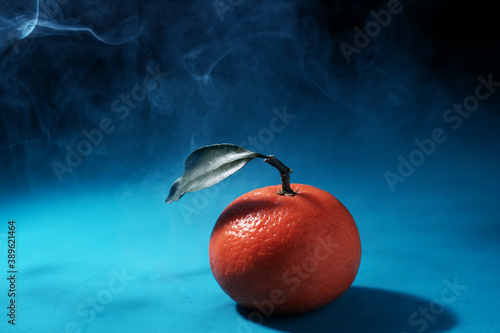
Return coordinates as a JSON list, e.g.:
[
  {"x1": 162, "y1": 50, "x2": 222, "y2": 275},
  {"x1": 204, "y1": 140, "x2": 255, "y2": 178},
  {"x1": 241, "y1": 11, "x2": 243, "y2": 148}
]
[{"x1": 209, "y1": 184, "x2": 361, "y2": 315}]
